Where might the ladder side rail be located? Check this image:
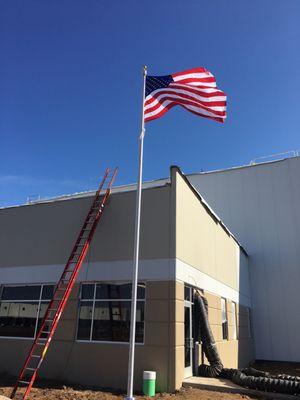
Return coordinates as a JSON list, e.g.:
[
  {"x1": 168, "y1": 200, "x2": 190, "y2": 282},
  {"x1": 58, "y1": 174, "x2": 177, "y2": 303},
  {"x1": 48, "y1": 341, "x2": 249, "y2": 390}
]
[
  {"x1": 11, "y1": 170, "x2": 113, "y2": 396},
  {"x1": 39, "y1": 168, "x2": 118, "y2": 351},
  {"x1": 22, "y1": 171, "x2": 118, "y2": 380},
  {"x1": 49, "y1": 169, "x2": 118, "y2": 326},
  {"x1": 63, "y1": 168, "x2": 111, "y2": 266},
  {"x1": 11, "y1": 168, "x2": 117, "y2": 400}
]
